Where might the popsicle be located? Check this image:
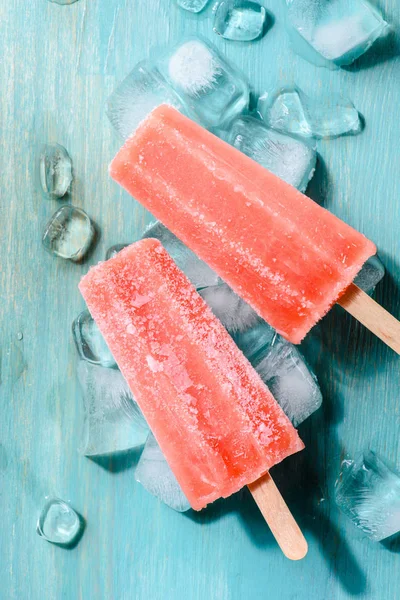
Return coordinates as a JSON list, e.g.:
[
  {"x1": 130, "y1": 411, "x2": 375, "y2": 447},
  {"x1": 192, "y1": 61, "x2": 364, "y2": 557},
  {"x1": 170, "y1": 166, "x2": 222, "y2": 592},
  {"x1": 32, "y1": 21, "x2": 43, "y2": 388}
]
[
  {"x1": 109, "y1": 105, "x2": 400, "y2": 353},
  {"x1": 79, "y1": 239, "x2": 307, "y2": 558}
]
